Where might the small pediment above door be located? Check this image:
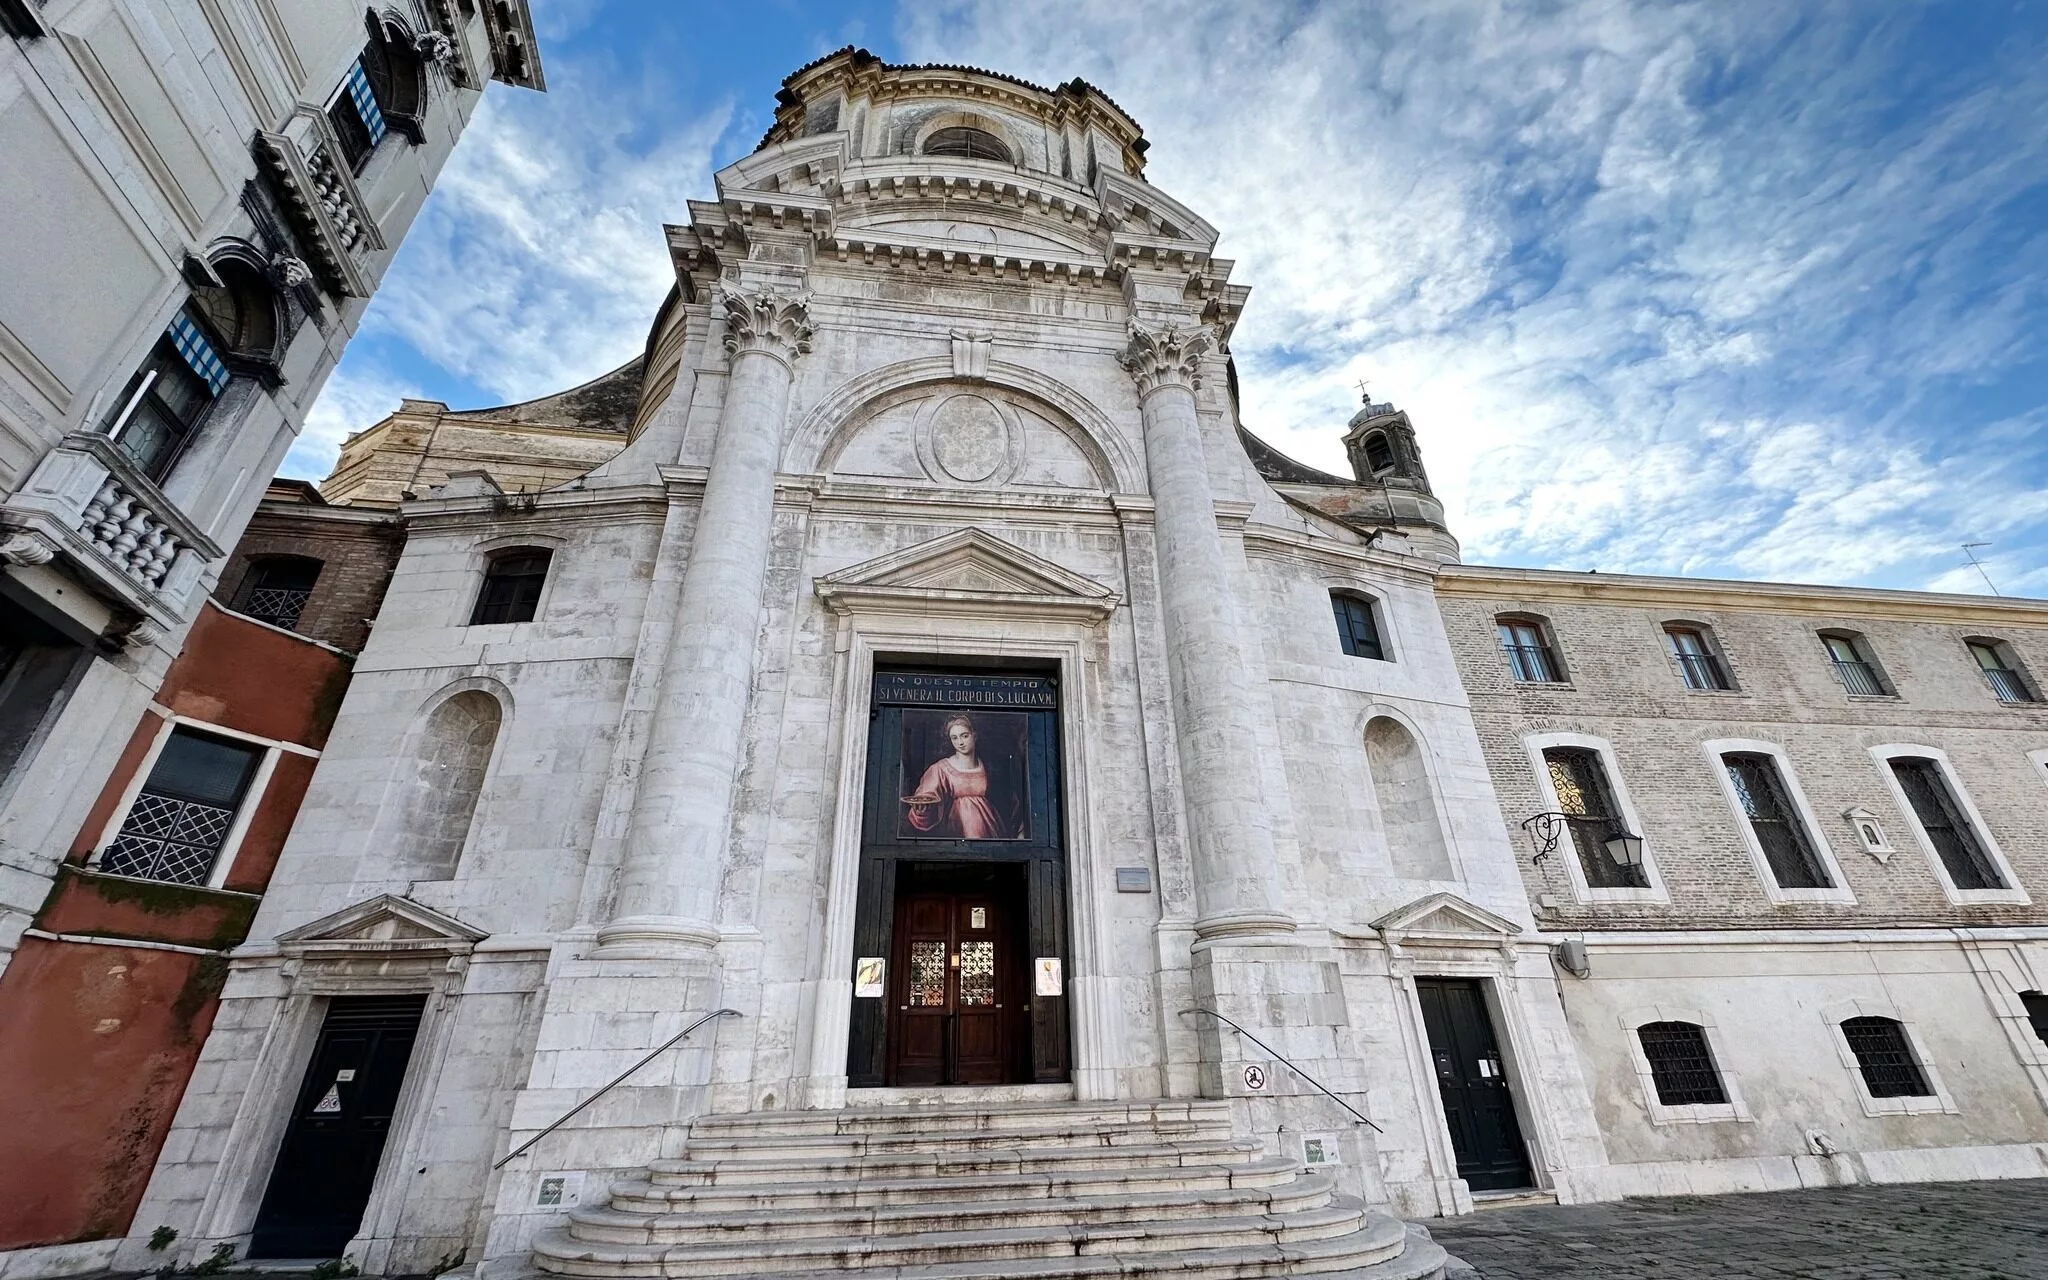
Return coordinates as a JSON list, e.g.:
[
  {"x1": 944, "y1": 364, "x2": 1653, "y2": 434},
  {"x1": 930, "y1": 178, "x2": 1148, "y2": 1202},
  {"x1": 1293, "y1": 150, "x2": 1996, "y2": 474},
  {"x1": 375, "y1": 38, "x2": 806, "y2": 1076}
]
[
  {"x1": 1372, "y1": 893, "x2": 1523, "y2": 947},
  {"x1": 275, "y1": 894, "x2": 486, "y2": 956},
  {"x1": 814, "y1": 528, "x2": 1120, "y2": 623}
]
